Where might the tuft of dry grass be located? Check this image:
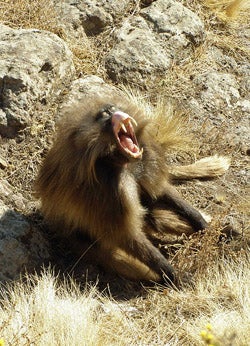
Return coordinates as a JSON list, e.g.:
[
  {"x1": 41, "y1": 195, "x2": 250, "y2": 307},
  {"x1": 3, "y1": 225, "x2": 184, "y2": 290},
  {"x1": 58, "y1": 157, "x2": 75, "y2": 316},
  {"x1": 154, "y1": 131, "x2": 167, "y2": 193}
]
[
  {"x1": 172, "y1": 225, "x2": 249, "y2": 281},
  {"x1": 204, "y1": 0, "x2": 250, "y2": 21},
  {"x1": 181, "y1": 0, "x2": 250, "y2": 23},
  {"x1": 0, "y1": 256, "x2": 249, "y2": 346},
  {"x1": 0, "y1": 271, "x2": 102, "y2": 346},
  {"x1": 0, "y1": 0, "x2": 57, "y2": 31}
]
